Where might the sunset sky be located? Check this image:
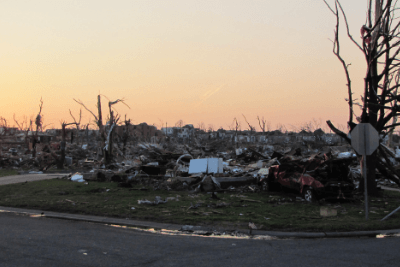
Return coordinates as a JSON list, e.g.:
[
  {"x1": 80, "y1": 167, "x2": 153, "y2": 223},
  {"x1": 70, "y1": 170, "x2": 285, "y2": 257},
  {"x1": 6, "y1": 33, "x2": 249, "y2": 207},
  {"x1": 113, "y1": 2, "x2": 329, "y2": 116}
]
[{"x1": 1, "y1": 0, "x2": 371, "y2": 132}]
